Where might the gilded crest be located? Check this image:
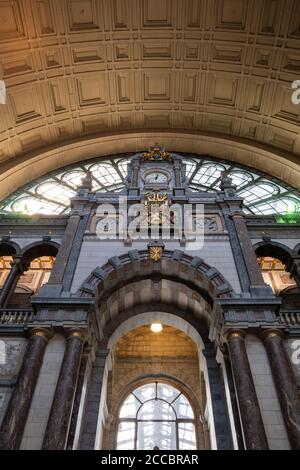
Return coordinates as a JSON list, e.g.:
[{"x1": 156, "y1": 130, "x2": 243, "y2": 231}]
[
  {"x1": 143, "y1": 146, "x2": 172, "y2": 162},
  {"x1": 149, "y1": 246, "x2": 163, "y2": 261}
]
